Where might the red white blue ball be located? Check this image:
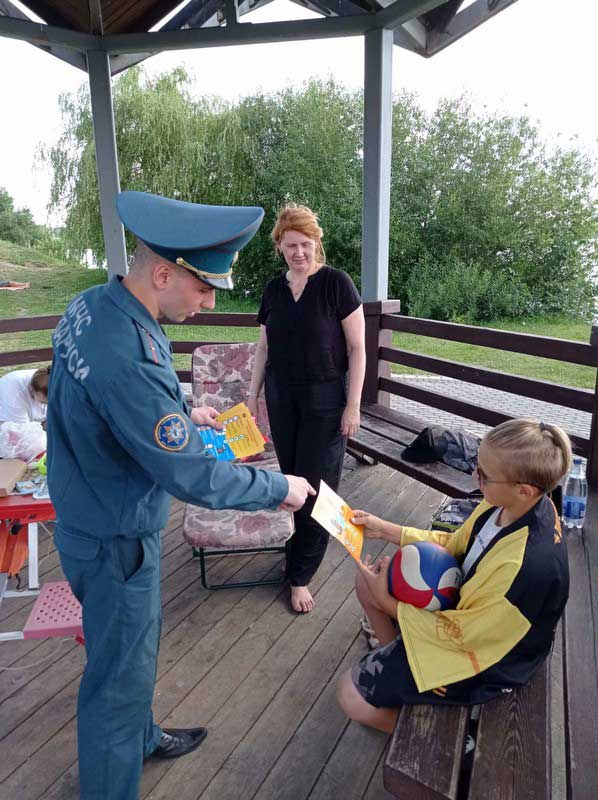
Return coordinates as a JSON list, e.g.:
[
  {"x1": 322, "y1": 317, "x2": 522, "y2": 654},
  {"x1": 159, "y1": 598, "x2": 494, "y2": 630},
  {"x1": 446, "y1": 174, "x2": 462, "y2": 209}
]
[{"x1": 387, "y1": 541, "x2": 462, "y2": 611}]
